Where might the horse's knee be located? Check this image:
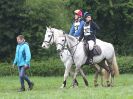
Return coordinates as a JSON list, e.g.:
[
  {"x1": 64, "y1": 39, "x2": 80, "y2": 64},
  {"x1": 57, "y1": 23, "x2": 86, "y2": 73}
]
[
  {"x1": 97, "y1": 69, "x2": 101, "y2": 74},
  {"x1": 64, "y1": 73, "x2": 69, "y2": 78}
]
